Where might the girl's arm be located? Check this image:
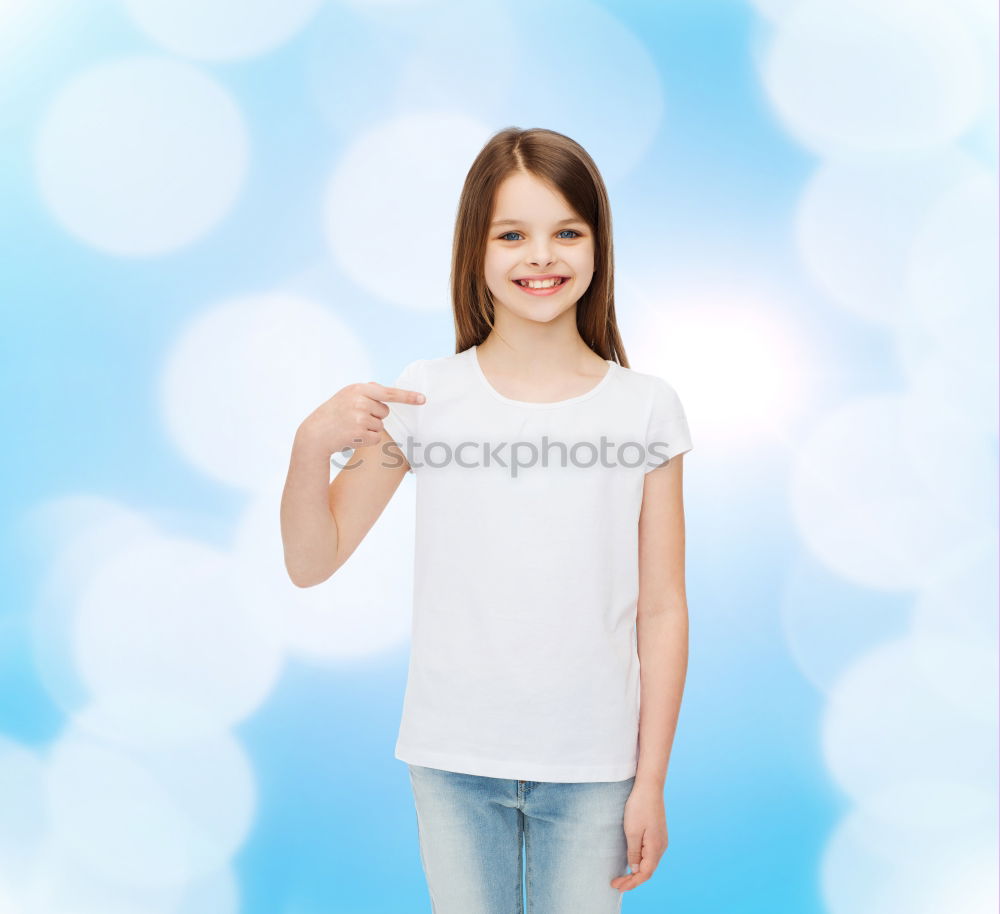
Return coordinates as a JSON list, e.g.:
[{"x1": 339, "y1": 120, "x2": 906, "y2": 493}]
[
  {"x1": 281, "y1": 377, "x2": 423, "y2": 587},
  {"x1": 612, "y1": 454, "x2": 689, "y2": 892},
  {"x1": 280, "y1": 424, "x2": 342, "y2": 588},
  {"x1": 612, "y1": 455, "x2": 689, "y2": 891},
  {"x1": 281, "y1": 425, "x2": 411, "y2": 587},
  {"x1": 634, "y1": 453, "x2": 689, "y2": 791}
]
